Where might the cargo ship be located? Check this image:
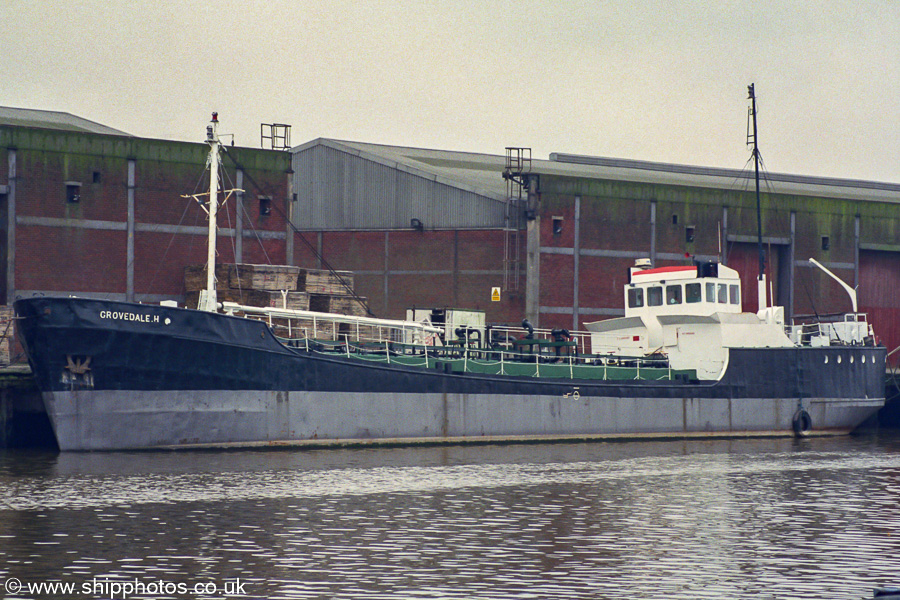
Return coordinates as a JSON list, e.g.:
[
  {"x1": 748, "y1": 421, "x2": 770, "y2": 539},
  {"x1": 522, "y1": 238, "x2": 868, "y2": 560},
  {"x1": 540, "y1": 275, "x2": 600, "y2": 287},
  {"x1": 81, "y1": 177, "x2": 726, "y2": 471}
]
[{"x1": 13, "y1": 111, "x2": 886, "y2": 451}]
